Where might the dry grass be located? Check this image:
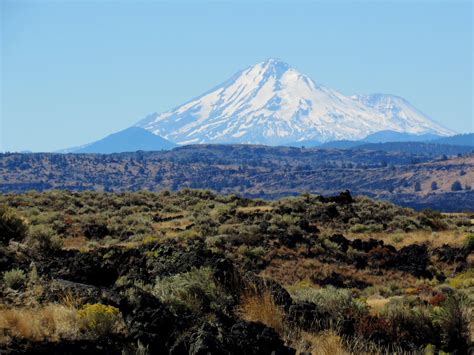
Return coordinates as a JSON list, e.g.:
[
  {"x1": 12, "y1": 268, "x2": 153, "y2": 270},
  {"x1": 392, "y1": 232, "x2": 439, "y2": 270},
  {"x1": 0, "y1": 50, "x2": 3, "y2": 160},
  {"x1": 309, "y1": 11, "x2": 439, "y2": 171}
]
[
  {"x1": 238, "y1": 291, "x2": 285, "y2": 334},
  {"x1": 236, "y1": 206, "x2": 273, "y2": 213},
  {"x1": 237, "y1": 285, "x2": 411, "y2": 354},
  {"x1": 366, "y1": 296, "x2": 391, "y2": 315},
  {"x1": 346, "y1": 229, "x2": 465, "y2": 248},
  {"x1": 0, "y1": 304, "x2": 78, "y2": 344},
  {"x1": 238, "y1": 289, "x2": 350, "y2": 354},
  {"x1": 153, "y1": 217, "x2": 193, "y2": 231},
  {"x1": 288, "y1": 329, "x2": 348, "y2": 355},
  {"x1": 261, "y1": 256, "x2": 417, "y2": 291},
  {"x1": 62, "y1": 236, "x2": 88, "y2": 250}
]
